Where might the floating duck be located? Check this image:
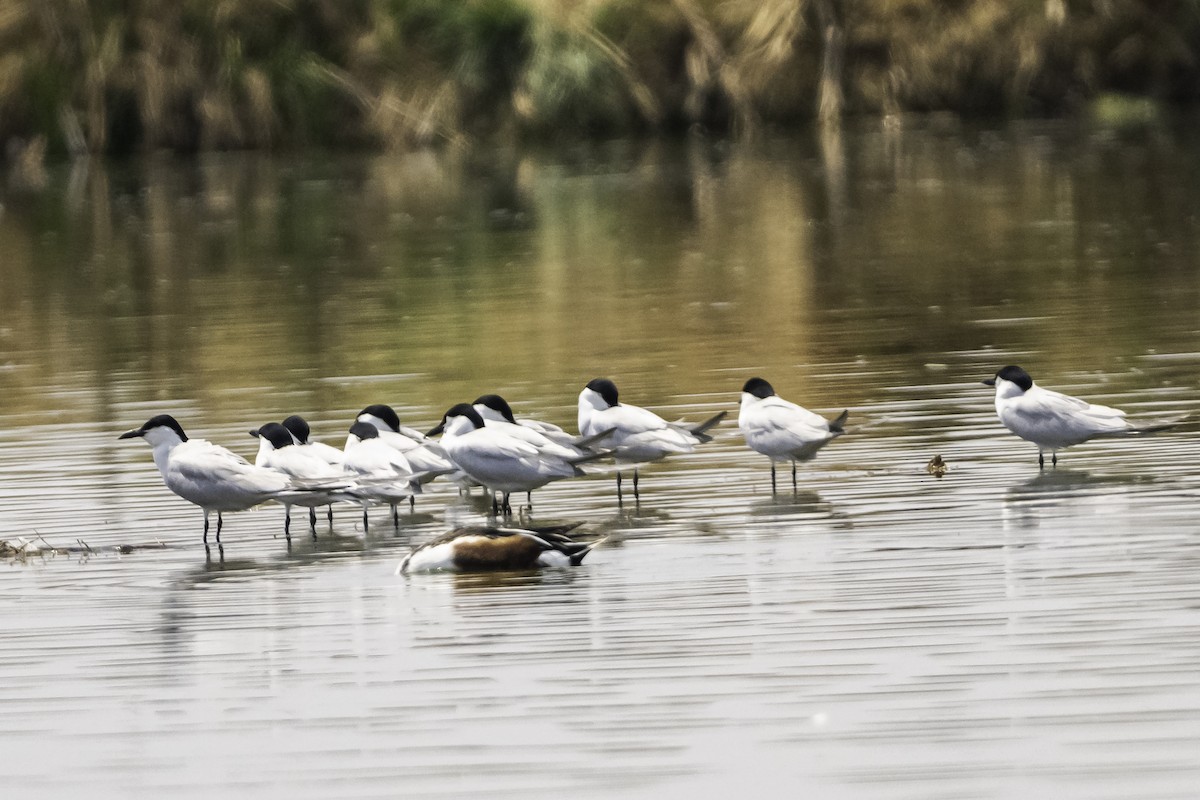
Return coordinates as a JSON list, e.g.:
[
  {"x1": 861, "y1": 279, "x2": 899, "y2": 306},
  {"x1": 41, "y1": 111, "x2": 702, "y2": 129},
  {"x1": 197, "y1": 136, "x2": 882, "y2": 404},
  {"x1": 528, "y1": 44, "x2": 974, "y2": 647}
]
[{"x1": 398, "y1": 522, "x2": 605, "y2": 574}]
